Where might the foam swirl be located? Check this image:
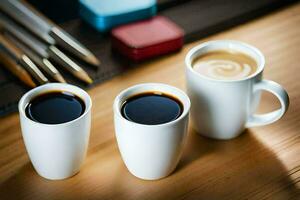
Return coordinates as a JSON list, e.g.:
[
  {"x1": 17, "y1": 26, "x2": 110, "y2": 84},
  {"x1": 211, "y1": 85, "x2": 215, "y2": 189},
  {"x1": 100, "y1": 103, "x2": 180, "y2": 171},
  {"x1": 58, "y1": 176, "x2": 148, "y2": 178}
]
[{"x1": 194, "y1": 60, "x2": 252, "y2": 80}]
